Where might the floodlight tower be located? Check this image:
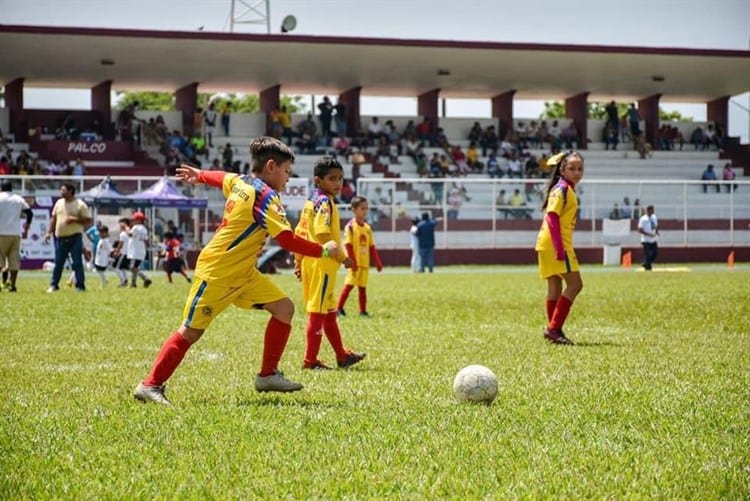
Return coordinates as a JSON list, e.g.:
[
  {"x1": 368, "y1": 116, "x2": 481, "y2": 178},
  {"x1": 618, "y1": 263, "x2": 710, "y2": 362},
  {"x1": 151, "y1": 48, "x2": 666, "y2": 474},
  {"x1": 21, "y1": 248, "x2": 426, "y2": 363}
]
[{"x1": 230, "y1": 0, "x2": 271, "y2": 34}]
